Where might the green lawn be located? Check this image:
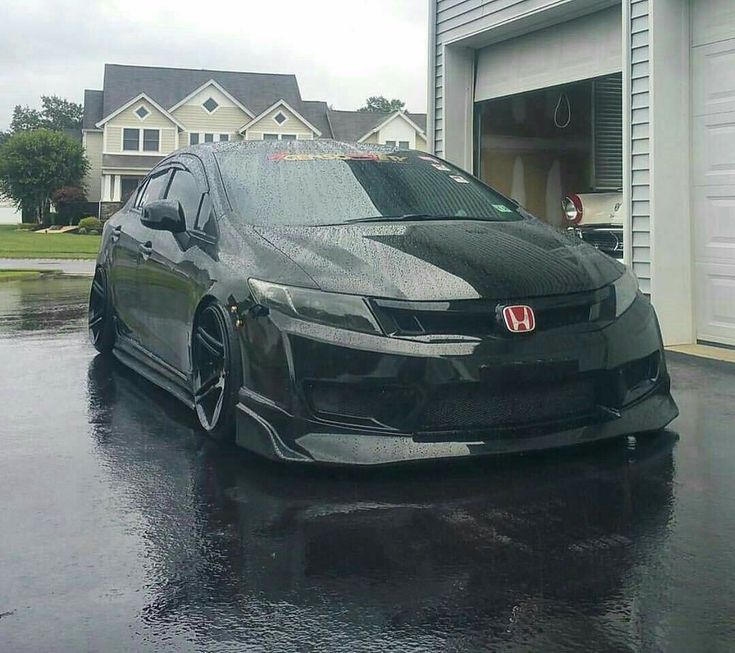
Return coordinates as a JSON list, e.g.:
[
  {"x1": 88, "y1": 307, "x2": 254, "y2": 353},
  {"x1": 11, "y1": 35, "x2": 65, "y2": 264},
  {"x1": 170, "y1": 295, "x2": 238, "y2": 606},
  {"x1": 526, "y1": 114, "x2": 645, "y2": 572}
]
[
  {"x1": 0, "y1": 225, "x2": 101, "y2": 259},
  {"x1": 0, "y1": 269, "x2": 44, "y2": 282}
]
